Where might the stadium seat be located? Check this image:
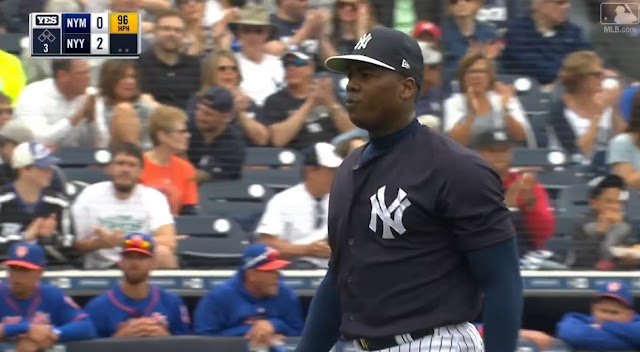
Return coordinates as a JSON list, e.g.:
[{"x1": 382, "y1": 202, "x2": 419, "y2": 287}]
[
  {"x1": 177, "y1": 236, "x2": 248, "y2": 268},
  {"x1": 244, "y1": 147, "x2": 302, "y2": 168},
  {"x1": 553, "y1": 215, "x2": 577, "y2": 238},
  {"x1": 198, "y1": 180, "x2": 273, "y2": 217},
  {"x1": 175, "y1": 215, "x2": 246, "y2": 238},
  {"x1": 538, "y1": 169, "x2": 585, "y2": 189},
  {"x1": 0, "y1": 33, "x2": 23, "y2": 55},
  {"x1": 62, "y1": 167, "x2": 109, "y2": 184},
  {"x1": 65, "y1": 181, "x2": 87, "y2": 201},
  {"x1": 511, "y1": 148, "x2": 568, "y2": 168},
  {"x1": 242, "y1": 168, "x2": 301, "y2": 190},
  {"x1": 54, "y1": 146, "x2": 111, "y2": 167},
  {"x1": 555, "y1": 184, "x2": 590, "y2": 216}
]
